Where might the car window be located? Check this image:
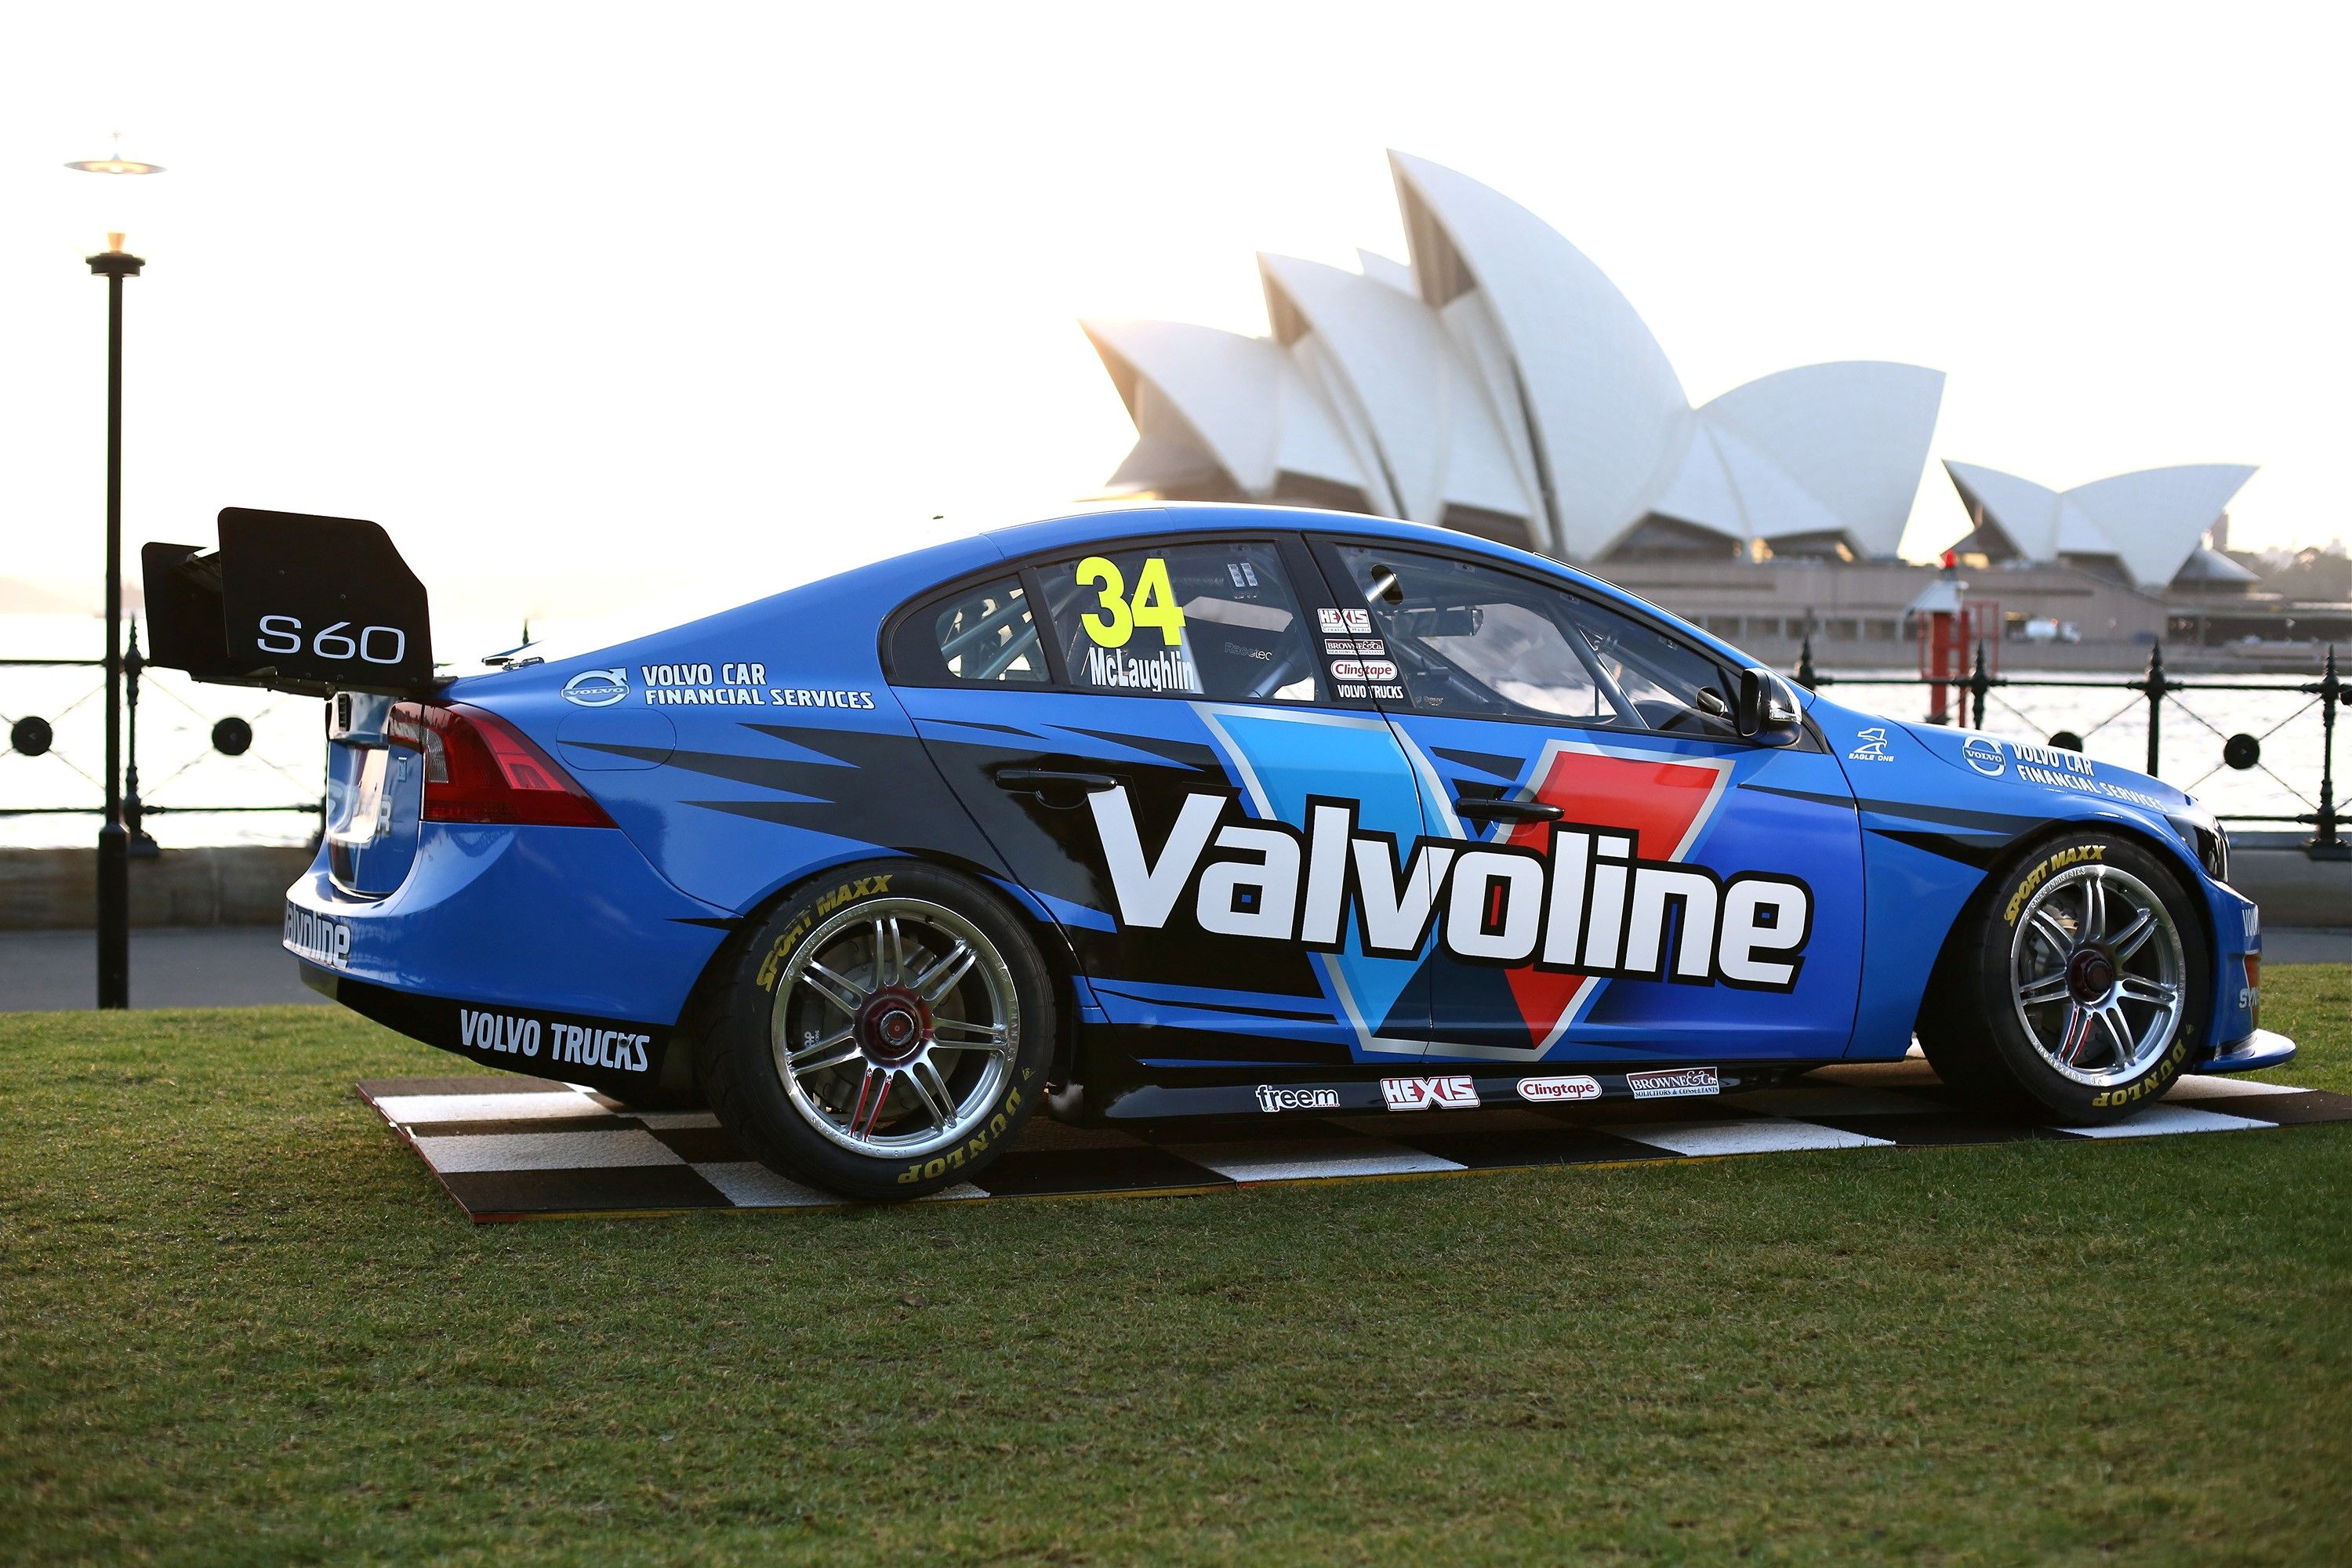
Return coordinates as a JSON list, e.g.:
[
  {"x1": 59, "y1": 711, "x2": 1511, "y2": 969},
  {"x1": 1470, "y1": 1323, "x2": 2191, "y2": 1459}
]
[
  {"x1": 1037, "y1": 540, "x2": 1320, "y2": 703},
  {"x1": 927, "y1": 578, "x2": 1047, "y2": 684},
  {"x1": 1572, "y1": 594, "x2": 1742, "y2": 737},
  {"x1": 1330, "y1": 544, "x2": 1737, "y2": 736}
]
